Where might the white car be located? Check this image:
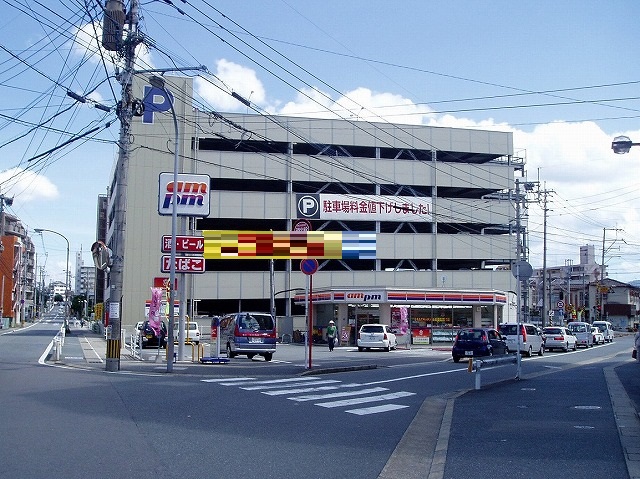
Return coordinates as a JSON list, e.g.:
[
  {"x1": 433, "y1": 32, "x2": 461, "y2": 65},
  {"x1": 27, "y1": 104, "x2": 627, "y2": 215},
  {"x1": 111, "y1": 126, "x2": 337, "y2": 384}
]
[
  {"x1": 357, "y1": 324, "x2": 397, "y2": 352},
  {"x1": 542, "y1": 326, "x2": 577, "y2": 352},
  {"x1": 173, "y1": 321, "x2": 201, "y2": 344},
  {"x1": 498, "y1": 323, "x2": 545, "y2": 357},
  {"x1": 591, "y1": 327, "x2": 605, "y2": 345},
  {"x1": 593, "y1": 321, "x2": 614, "y2": 342}
]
